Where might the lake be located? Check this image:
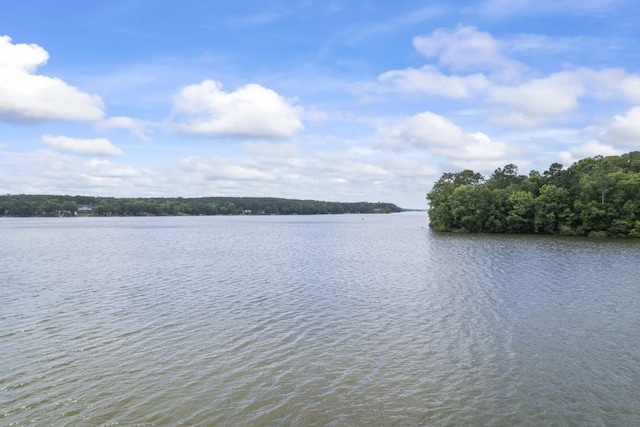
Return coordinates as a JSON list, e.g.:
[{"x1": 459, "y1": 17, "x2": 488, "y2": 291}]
[{"x1": 1, "y1": 212, "x2": 639, "y2": 425}]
